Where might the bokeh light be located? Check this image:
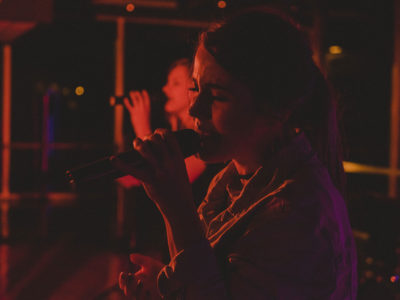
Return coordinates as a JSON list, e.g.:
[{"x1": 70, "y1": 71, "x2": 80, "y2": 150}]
[
  {"x1": 126, "y1": 3, "x2": 135, "y2": 12},
  {"x1": 75, "y1": 86, "x2": 85, "y2": 96},
  {"x1": 329, "y1": 45, "x2": 343, "y2": 55},
  {"x1": 217, "y1": 1, "x2": 227, "y2": 9}
]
